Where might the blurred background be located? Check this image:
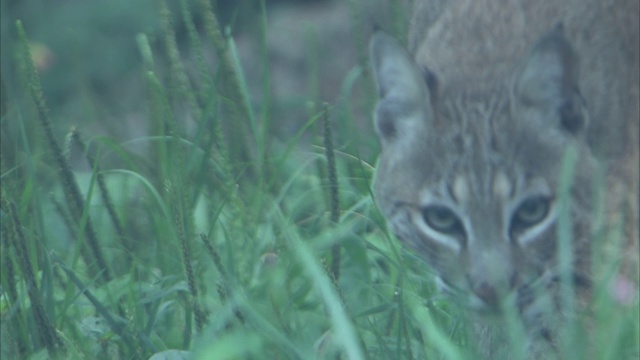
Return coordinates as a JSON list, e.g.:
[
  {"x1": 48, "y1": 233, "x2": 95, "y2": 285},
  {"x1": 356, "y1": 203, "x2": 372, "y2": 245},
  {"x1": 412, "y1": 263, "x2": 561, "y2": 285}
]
[{"x1": 1, "y1": 0, "x2": 408, "y2": 174}]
